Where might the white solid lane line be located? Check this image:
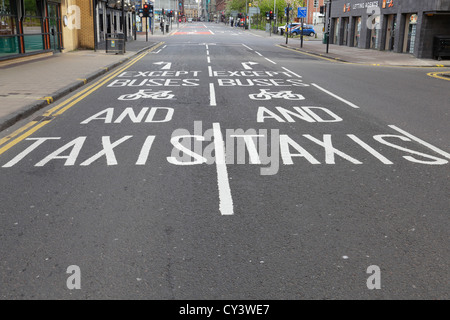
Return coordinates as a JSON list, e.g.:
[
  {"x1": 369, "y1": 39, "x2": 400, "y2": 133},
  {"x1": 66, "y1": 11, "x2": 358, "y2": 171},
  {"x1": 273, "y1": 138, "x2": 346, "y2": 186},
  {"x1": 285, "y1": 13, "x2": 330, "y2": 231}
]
[
  {"x1": 213, "y1": 123, "x2": 234, "y2": 216},
  {"x1": 311, "y1": 83, "x2": 360, "y2": 109}
]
